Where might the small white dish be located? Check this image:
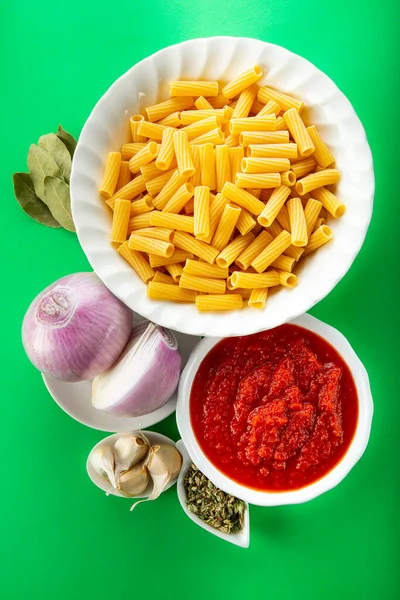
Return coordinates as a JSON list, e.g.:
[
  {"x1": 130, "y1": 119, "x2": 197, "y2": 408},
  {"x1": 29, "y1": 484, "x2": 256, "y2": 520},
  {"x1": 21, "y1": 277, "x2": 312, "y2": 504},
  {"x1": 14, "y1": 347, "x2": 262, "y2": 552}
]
[
  {"x1": 176, "y1": 440, "x2": 250, "y2": 548},
  {"x1": 71, "y1": 36, "x2": 374, "y2": 338},
  {"x1": 87, "y1": 430, "x2": 178, "y2": 498},
  {"x1": 176, "y1": 313, "x2": 373, "y2": 506},
  {"x1": 42, "y1": 330, "x2": 200, "y2": 432}
]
